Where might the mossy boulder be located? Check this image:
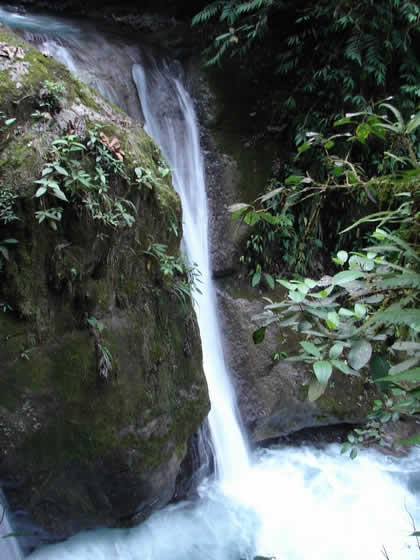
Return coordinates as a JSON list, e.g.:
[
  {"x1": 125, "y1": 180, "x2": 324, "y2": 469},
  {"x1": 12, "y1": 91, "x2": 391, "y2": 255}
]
[{"x1": 0, "y1": 25, "x2": 209, "y2": 539}]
